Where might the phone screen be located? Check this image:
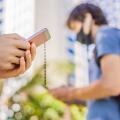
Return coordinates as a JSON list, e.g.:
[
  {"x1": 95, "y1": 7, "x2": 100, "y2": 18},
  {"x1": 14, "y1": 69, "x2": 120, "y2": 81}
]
[{"x1": 27, "y1": 28, "x2": 51, "y2": 47}]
